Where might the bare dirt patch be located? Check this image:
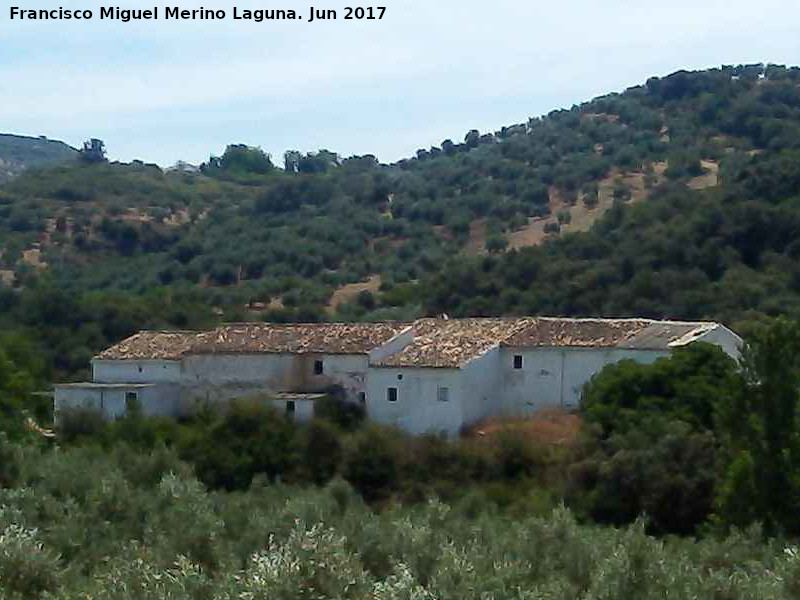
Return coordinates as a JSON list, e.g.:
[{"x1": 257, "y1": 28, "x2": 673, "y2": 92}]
[
  {"x1": 687, "y1": 160, "x2": 719, "y2": 190},
  {"x1": 466, "y1": 409, "x2": 582, "y2": 447},
  {"x1": 507, "y1": 167, "x2": 662, "y2": 250},
  {"x1": 463, "y1": 219, "x2": 488, "y2": 256},
  {"x1": 327, "y1": 275, "x2": 382, "y2": 312},
  {"x1": 0, "y1": 270, "x2": 14, "y2": 286},
  {"x1": 22, "y1": 247, "x2": 47, "y2": 269},
  {"x1": 164, "y1": 208, "x2": 191, "y2": 227}
]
